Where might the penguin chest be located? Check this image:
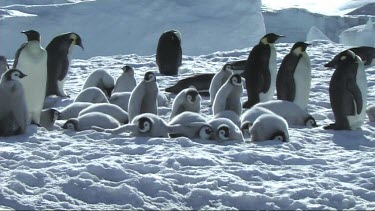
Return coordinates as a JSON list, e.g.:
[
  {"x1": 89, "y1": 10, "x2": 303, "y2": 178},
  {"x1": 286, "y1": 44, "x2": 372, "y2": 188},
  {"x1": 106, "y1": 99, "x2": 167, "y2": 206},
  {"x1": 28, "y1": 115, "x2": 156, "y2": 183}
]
[
  {"x1": 293, "y1": 54, "x2": 311, "y2": 110},
  {"x1": 347, "y1": 62, "x2": 367, "y2": 129},
  {"x1": 259, "y1": 45, "x2": 277, "y2": 102}
]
